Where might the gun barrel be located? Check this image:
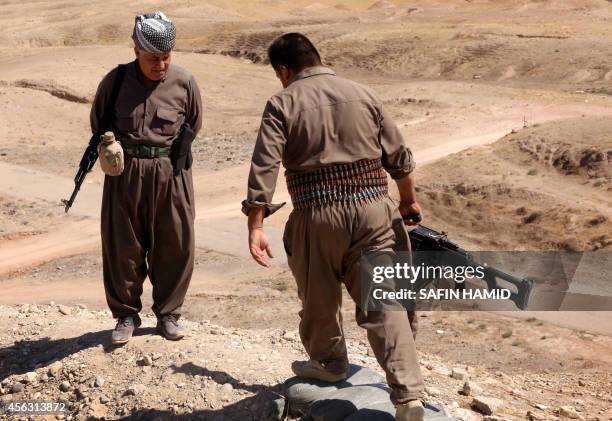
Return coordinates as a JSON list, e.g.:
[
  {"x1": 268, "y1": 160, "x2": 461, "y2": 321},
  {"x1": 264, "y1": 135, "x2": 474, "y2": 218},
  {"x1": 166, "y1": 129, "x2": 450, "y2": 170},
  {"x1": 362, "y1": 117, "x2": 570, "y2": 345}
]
[
  {"x1": 63, "y1": 185, "x2": 79, "y2": 213},
  {"x1": 64, "y1": 168, "x2": 87, "y2": 213}
]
